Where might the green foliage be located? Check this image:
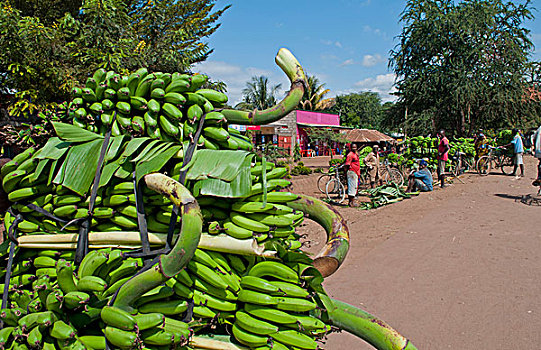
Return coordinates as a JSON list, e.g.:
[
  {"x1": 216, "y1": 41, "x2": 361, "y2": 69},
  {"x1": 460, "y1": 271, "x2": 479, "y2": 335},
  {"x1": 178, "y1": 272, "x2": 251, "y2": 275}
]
[
  {"x1": 329, "y1": 158, "x2": 344, "y2": 167},
  {"x1": 327, "y1": 92, "x2": 385, "y2": 129},
  {"x1": 390, "y1": 0, "x2": 536, "y2": 135},
  {"x1": 0, "y1": 0, "x2": 228, "y2": 116},
  {"x1": 235, "y1": 76, "x2": 282, "y2": 111},
  {"x1": 290, "y1": 161, "x2": 312, "y2": 176},
  {"x1": 300, "y1": 75, "x2": 331, "y2": 111}
]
